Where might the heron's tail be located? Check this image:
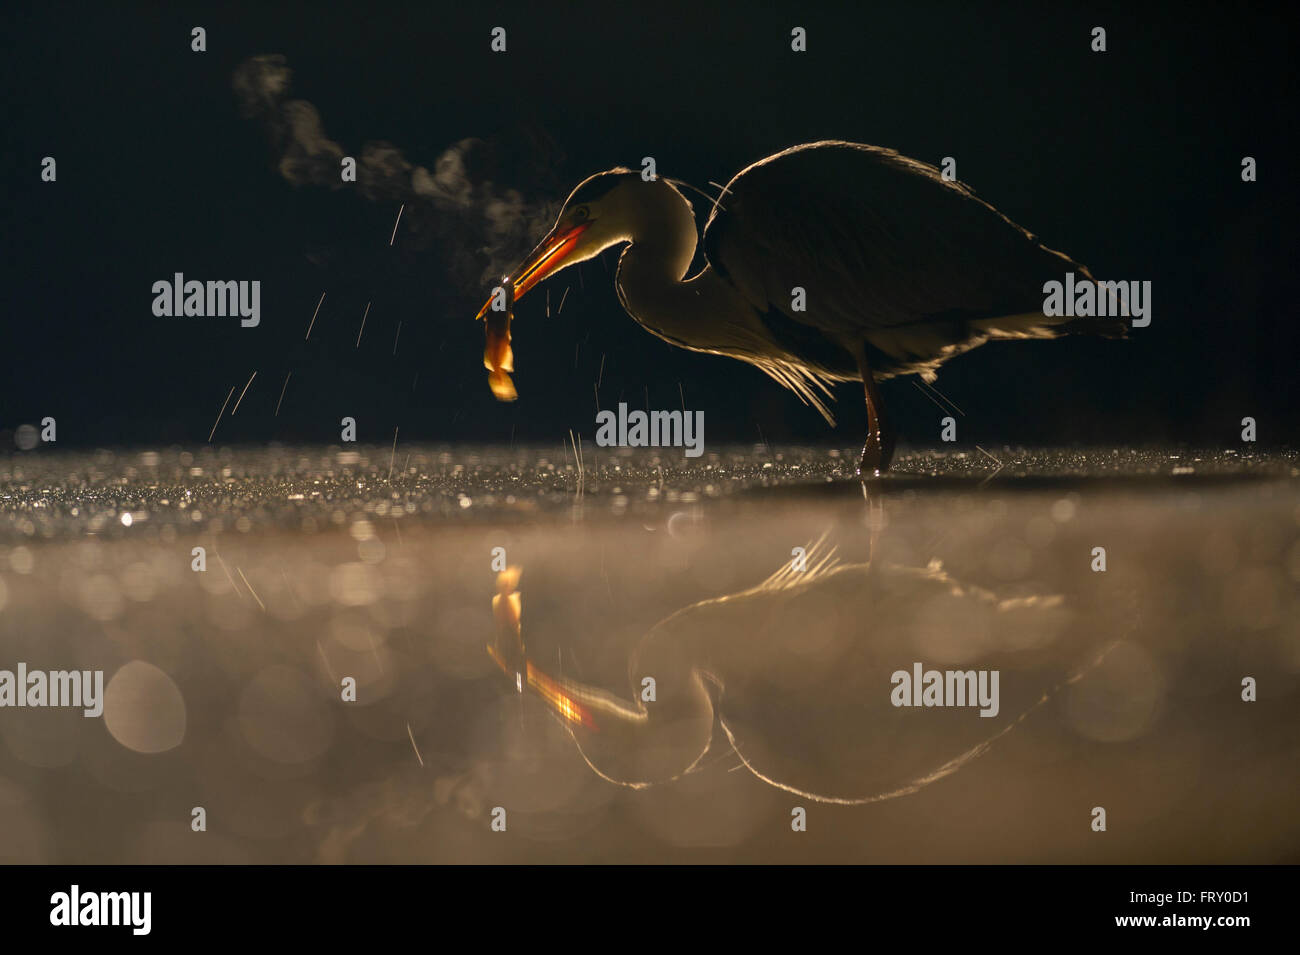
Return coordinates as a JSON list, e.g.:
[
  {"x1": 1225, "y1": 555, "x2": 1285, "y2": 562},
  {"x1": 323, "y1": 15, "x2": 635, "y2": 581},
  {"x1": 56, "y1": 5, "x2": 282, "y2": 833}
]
[{"x1": 972, "y1": 311, "x2": 1128, "y2": 342}]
